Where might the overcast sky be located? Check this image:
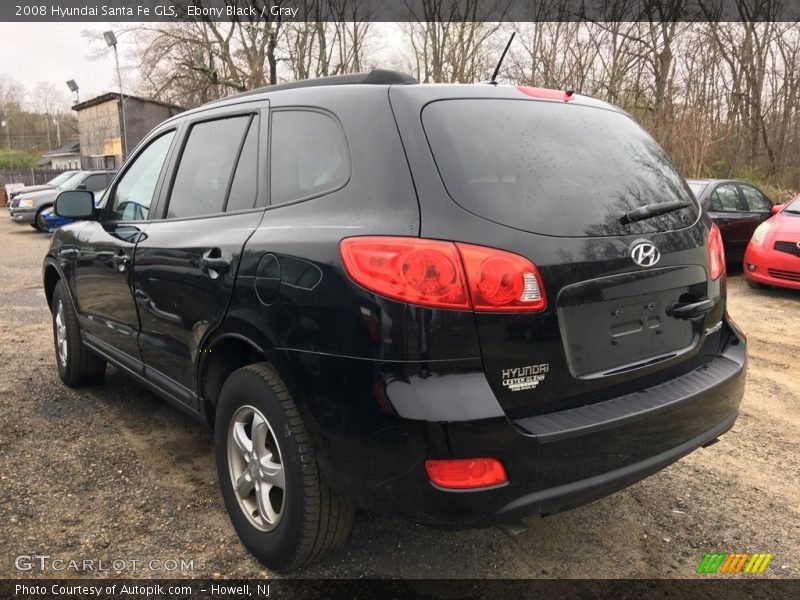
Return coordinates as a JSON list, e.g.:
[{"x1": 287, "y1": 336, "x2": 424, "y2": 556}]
[
  {"x1": 0, "y1": 22, "x2": 407, "y2": 111},
  {"x1": 0, "y1": 22, "x2": 140, "y2": 108}
]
